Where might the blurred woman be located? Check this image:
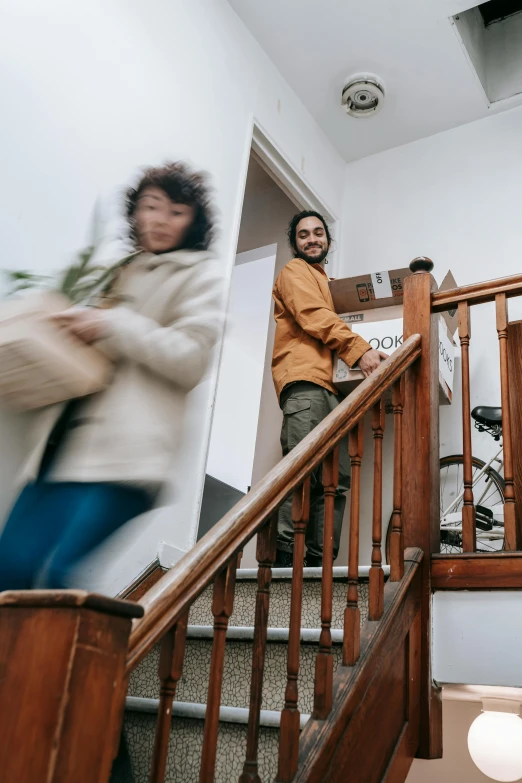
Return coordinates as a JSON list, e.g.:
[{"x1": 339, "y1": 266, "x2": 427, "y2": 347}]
[{"x1": 0, "y1": 161, "x2": 223, "y2": 591}]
